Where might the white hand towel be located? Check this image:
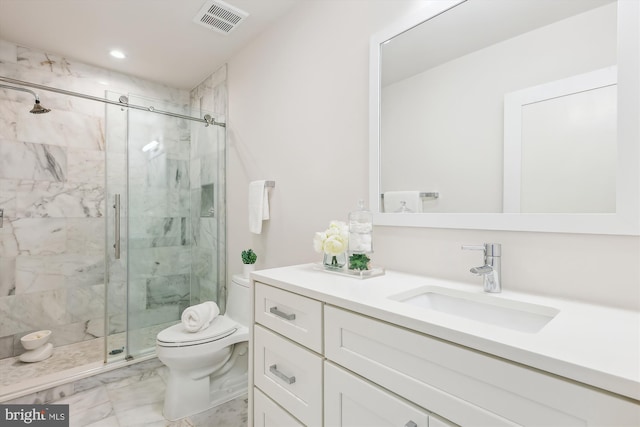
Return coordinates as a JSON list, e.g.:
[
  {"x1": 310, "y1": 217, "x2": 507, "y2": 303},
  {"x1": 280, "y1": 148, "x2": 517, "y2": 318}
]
[
  {"x1": 249, "y1": 180, "x2": 270, "y2": 234},
  {"x1": 181, "y1": 301, "x2": 220, "y2": 333},
  {"x1": 383, "y1": 191, "x2": 423, "y2": 213}
]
